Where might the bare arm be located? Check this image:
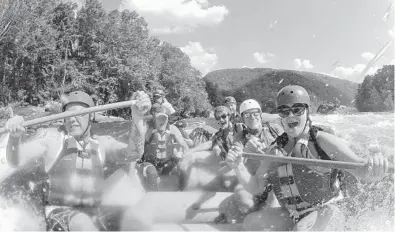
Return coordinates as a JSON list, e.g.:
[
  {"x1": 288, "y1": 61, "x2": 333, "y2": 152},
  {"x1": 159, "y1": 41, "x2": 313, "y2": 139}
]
[
  {"x1": 104, "y1": 90, "x2": 151, "y2": 164},
  {"x1": 227, "y1": 135, "x2": 260, "y2": 194},
  {"x1": 233, "y1": 151, "x2": 273, "y2": 194},
  {"x1": 162, "y1": 99, "x2": 176, "y2": 115},
  {"x1": 170, "y1": 125, "x2": 189, "y2": 153},
  {"x1": 104, "y1": 119, "x2": 148, "y2": 164},
  {"x1": 229, "y1": 132, "x2": 277, "y2": 194},
  {"x1": 128, "y1": 117, "x2": 147, "y2": 159},
  {"x1": 187, "y1": 139, "x2": 213, "y2": 154},
  {"x1": 316, "y1": 131, "x2": 371, "y2": 179},
  {"x1": 6, "y1": 128, "x2": 58, "y2": 168},
  {"x1": 233, "y1": 162, "x2": 261, "y2": 194}
]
